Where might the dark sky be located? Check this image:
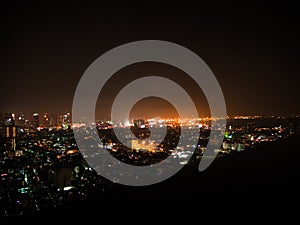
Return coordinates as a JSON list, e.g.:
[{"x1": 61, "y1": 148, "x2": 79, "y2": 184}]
[{"x1": 0, "y1": 1, "x2": 299, "y2": 118}]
